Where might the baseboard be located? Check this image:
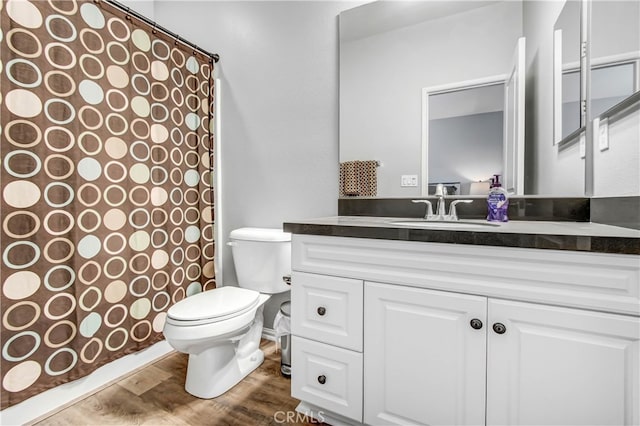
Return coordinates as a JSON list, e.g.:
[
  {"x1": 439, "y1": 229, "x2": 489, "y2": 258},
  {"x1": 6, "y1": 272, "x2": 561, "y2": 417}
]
[
  {"x1": 262, "y1": 326, "x2": 276, "y2": 341},
  {"x1": 0, "y1": 340, "x2": 174, "y2": 426}
]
